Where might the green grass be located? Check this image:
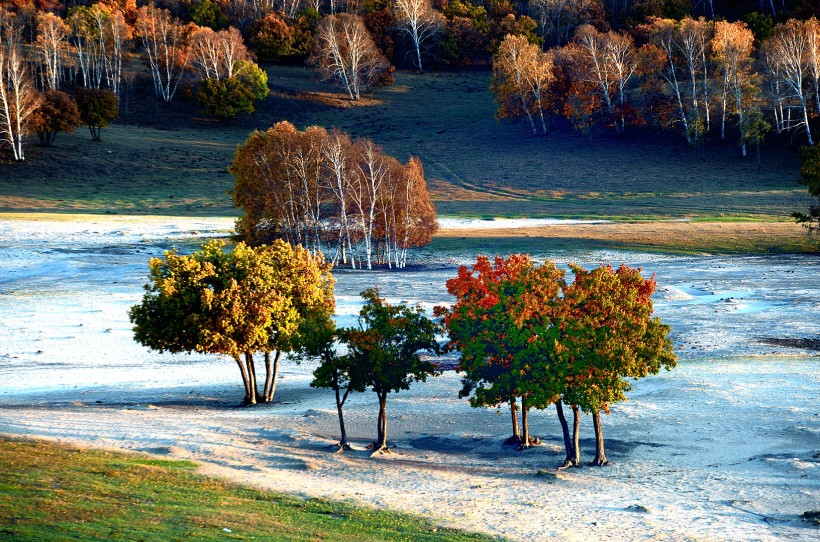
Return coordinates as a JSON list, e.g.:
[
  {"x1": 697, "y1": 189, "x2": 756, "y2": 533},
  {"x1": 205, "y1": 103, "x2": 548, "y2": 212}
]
[
  {"x1": 0, "y1": 436, "x2": 495, "y2": 542},
  {"x1": 0, "y1": 66, "x2": 811, "y2": 220}
]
